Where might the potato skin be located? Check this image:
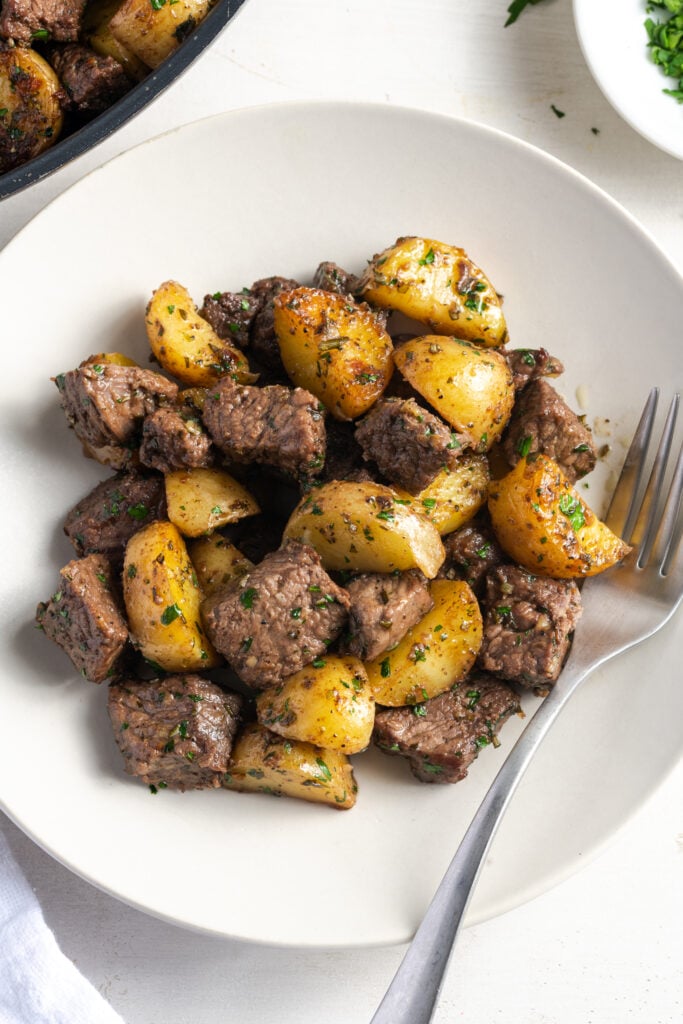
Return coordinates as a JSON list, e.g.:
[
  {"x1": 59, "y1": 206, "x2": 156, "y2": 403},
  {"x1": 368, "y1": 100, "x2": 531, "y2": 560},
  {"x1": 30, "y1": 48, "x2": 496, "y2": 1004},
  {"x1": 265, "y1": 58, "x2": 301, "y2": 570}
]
[
  {"x1": 365, "y1": 579, "x2": 483, "y2": 706},
  {"x1": 394, "y1": 336, "x2": 514, "y2": 450},
  {"x1": 109, "y1": 0, "x2": 212, "y2": 69},
  {"x1": 123, "y1": 520, "x2": 221, "y2": 670},
  {"x1": 165, "y1": 467, "x2": 260, "y2": 538},
  {"x1": 224, "y1": 723, "x2": 357, "y2": 809},
  {"x1": 488, "y1": 454, "x2": 631, "y2": 578},
  {"x1": 146, "y1": 281, "x2": 255, "y2": 388},
  {"x1": 187, "y1": 536, "x2": 253, "y2": 597},
  {"x1": 0, "y1": 49, "x2": 63, "y2": 173},
  {"x1": 273, "y1": 287, "x2": 393, "y2": 420},
  {"x1": 83, "y1": 0, "x2": 149, "y2": 80},
  {"x1": 358, "y1": 237, "x2": 507, "y2": 347},
  {"x1": 256, "y1": 656, "x2": 375, "y2": 754},
  {"x1": 284, "y1": 480, "x2": 445, "y2": 578},
  {"x1": 393, "y1": 455, "x2": 490, "y2": 536}
]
